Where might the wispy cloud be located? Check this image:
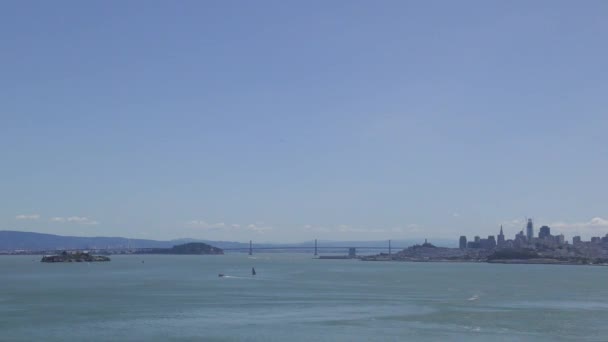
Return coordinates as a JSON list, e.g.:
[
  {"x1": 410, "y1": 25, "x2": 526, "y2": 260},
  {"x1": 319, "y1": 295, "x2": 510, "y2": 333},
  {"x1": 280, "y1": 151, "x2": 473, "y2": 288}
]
[
  {"x1": 186, "y1": 220, "x2": 273, "y2": 234},
  {"x1": 50, "y1": 216, "x2": 99, "y2": 225},
  {"x1": 336, "y1": 224, "x2": 386, "y2": 233},
  {"x1": 499, "y1": 217, "x2": 608, "y2": 237},
  {"x1": 549, "y1": 217, "x2": 608, "y2": 235},
  {"x1": 405, "y1": 224, "x2": 423, "y2": 233},
  {"x1": 246, "y1": 224, "x2": 273, "y2": 233},
  {"x1": 302, "y1": 224, "x2": 332, "y2": 233},
  {"x1": 15, "y1": 214, "x2": 40, "y2": 220},
  {"x1": 499, "y1": 219, "x2": 526, "y2": 232},
  {"x1": 303, "y1": 223, "x2": 422, "y2": 235},
  {"x1": 186, "y1": 220, "x2": 225, "y2": 229}
]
